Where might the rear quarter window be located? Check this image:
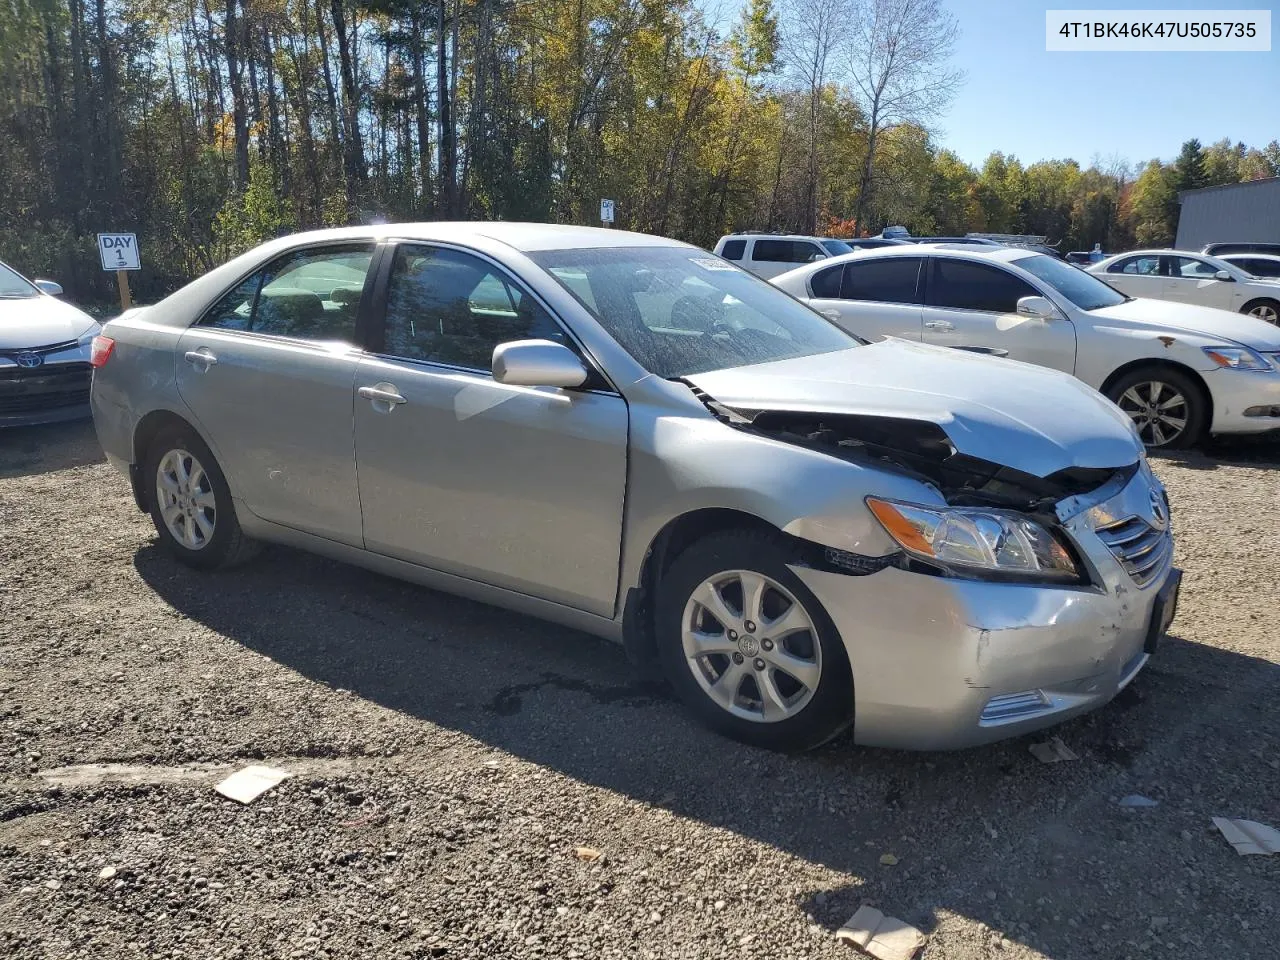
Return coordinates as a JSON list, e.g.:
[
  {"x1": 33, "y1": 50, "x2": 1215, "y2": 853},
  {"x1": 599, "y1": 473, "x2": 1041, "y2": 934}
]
[
  {"x1": 720, "y1": 239, "x2": 746, "y2": 261},
  {"x1": 809, "y1": 265, "x2": 844, "y2": 298}
]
